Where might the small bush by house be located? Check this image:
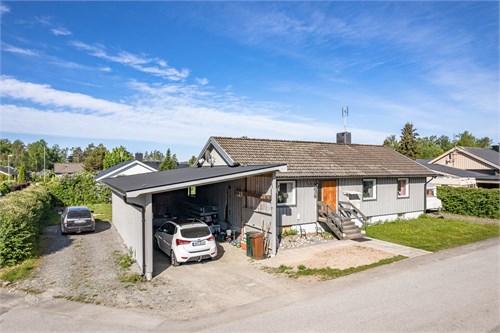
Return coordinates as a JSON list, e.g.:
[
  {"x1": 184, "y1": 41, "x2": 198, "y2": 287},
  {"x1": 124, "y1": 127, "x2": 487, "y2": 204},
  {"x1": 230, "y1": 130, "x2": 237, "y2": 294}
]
[{"x1": 437, "y1": 186, "x2": 500, "y2": 219}]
